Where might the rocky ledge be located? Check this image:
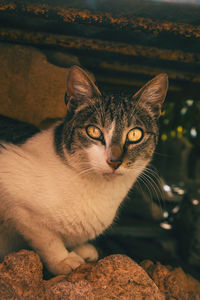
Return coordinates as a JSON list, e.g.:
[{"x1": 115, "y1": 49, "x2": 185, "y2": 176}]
[{"x1": 0, "y1": 250, "x2": 199, "y2": 299}]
